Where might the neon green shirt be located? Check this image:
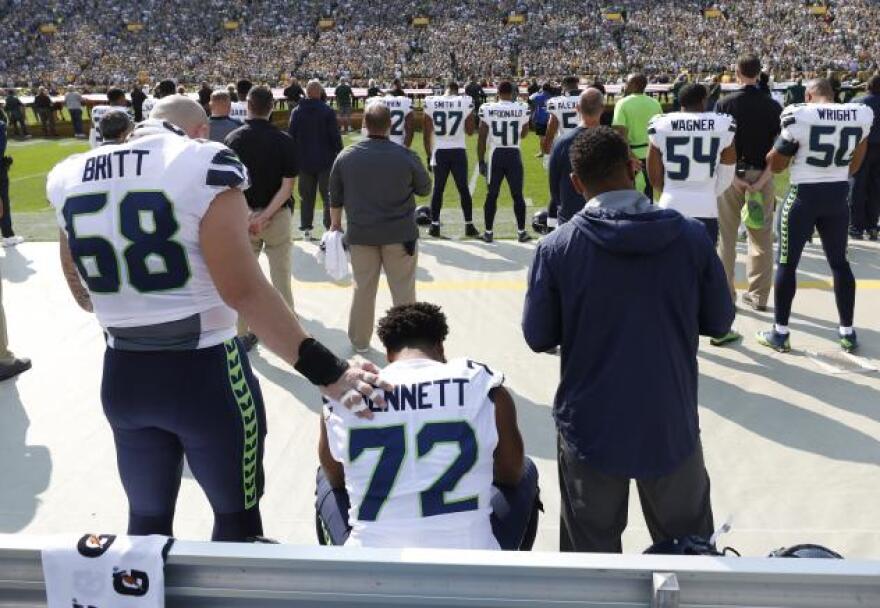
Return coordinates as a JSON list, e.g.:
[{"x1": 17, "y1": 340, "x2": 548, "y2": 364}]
[{"x1": 612, "y1": 93, "x2": 663, "y2": 159}]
